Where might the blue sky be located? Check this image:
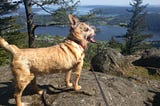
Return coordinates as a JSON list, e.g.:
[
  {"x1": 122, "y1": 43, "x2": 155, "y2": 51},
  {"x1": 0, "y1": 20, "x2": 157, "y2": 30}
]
[{"x1": 80, "y1": 0, "x2": 160, "y2": 6}]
